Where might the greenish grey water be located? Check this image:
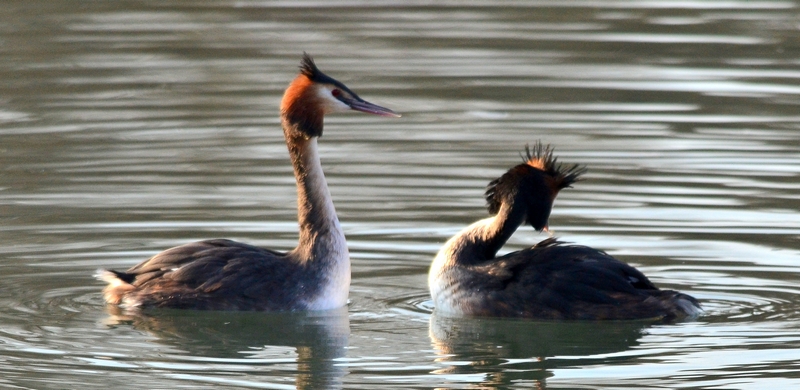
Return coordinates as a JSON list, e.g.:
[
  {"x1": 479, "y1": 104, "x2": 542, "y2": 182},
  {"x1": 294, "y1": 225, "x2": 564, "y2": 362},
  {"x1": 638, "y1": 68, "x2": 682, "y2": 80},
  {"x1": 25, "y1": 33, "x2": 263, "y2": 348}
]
[{"x1": 2, "y1": 1, "x2": 800, "y2": 389}]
